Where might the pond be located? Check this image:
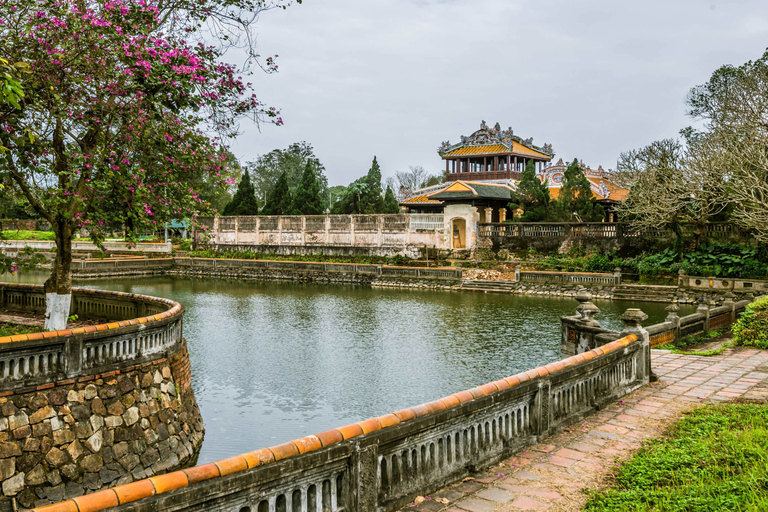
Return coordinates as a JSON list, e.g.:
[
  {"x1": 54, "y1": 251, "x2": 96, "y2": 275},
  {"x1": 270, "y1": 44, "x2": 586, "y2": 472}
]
[{"x1": 5, "y1": 272, "x2": 691, "y2": 463}]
